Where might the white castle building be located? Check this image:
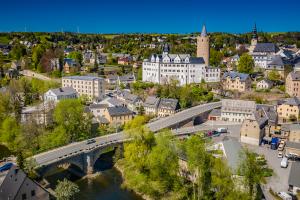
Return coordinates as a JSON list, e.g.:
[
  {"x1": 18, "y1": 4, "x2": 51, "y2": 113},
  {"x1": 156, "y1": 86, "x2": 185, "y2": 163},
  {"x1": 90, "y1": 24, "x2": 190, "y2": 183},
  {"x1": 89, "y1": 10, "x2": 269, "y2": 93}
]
[{"x1": 142, "y1": 25, "x2": 220, "y2": 86}]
